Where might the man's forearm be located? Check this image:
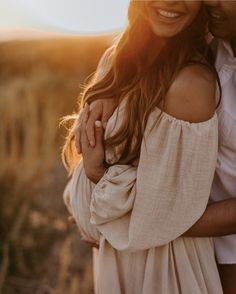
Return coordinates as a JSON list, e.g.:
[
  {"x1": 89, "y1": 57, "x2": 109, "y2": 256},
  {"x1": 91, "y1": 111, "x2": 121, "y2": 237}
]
[{"x1": 183, "y1": 199, "x2": 236, "y2": 237}]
